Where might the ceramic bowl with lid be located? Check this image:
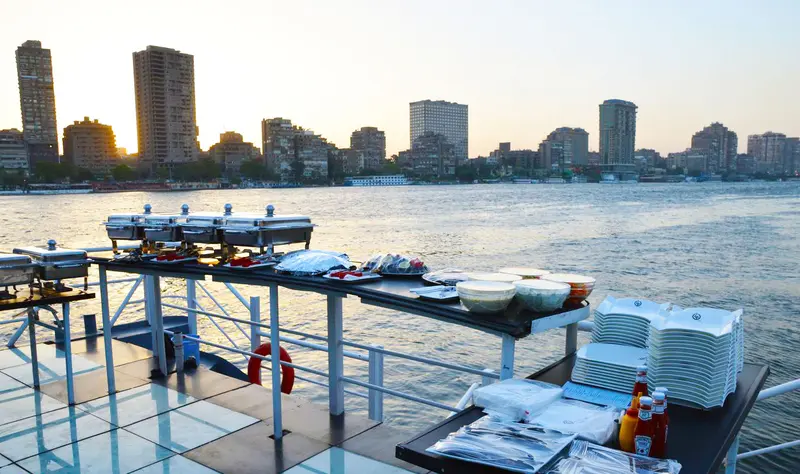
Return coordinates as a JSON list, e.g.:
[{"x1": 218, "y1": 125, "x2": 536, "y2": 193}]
[
  {"x1": 456, "y1": 281, "x2": 516, "y2": 314},
  {"x1": 498, "y1": 267, "x2": 551, "y2": 279},
  {"x1": 513, "y1": 279, "x2": 571, "y2": 312},
  {"x1": 541, "y1": 273, "x2": 596, "y2": 302},
  {"x1": 466, "y1": 272, "x2": 523, "y2": 284}
]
